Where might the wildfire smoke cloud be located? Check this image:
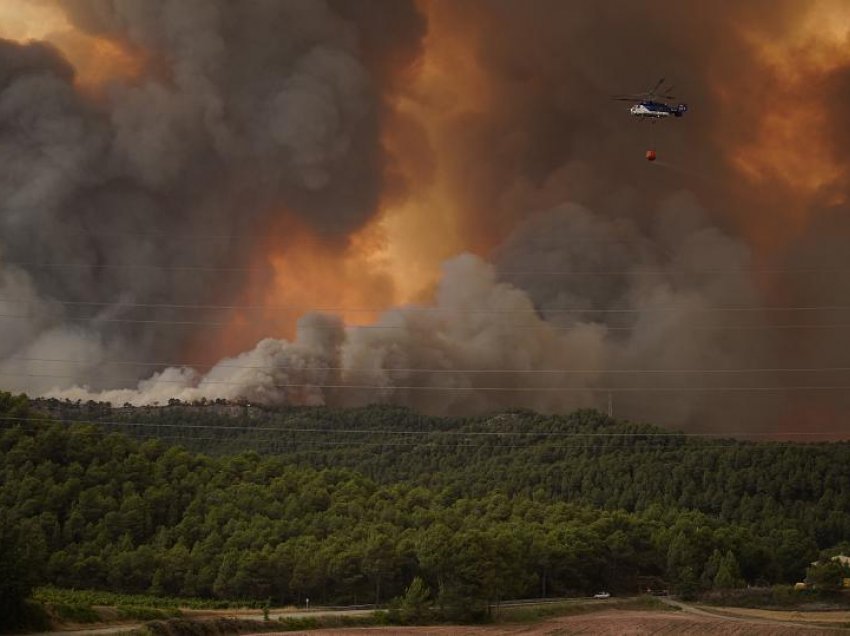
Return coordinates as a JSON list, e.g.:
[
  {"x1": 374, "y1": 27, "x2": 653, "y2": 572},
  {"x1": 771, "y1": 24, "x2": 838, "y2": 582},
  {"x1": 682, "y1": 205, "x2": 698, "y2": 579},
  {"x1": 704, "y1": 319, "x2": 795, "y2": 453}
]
[{"x1": 1, "y1": 0, "x2": 850, "y2": 434}]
